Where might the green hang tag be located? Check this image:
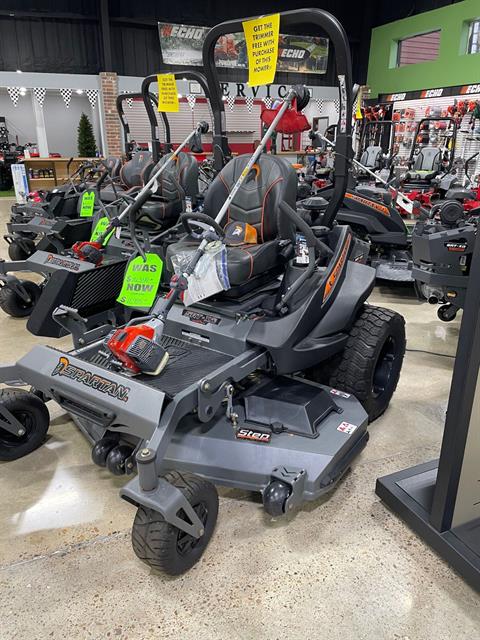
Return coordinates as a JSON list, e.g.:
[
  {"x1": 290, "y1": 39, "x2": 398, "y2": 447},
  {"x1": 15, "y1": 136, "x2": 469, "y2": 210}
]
[
  {"x1": 90, "y1": 216, "x2": 114, "y2": 245},
  {"x1": 117, "y1": 253, "x2": 163, "y2": 309},
  {"x1": 80, "y1": 190, "x2": 96, "y2": 217}
]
